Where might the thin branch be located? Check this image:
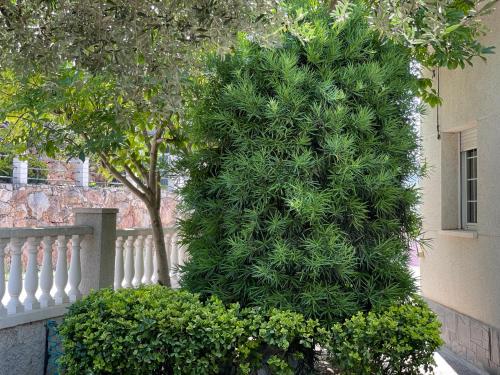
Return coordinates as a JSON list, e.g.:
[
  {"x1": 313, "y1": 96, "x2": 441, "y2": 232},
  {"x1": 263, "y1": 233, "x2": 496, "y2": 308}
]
[
  {"x1": 142, "y1": 129, "x2": 152, "y2": 153},
  {"x1": 99, "y1": 153, "x2": 149, "y2": 203},
  {"x1": 130, "y1": 154, "x2": 149, "y2": 182},
  {"x1": 122, "y1": 163, "x2": 150, "y2": 196},
  {"x1": 148, "y1": 126, "x2": 164, "y2": 194},
  {"x1": 155, "y1": 170, "x2": 161, "y2": 209}
]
